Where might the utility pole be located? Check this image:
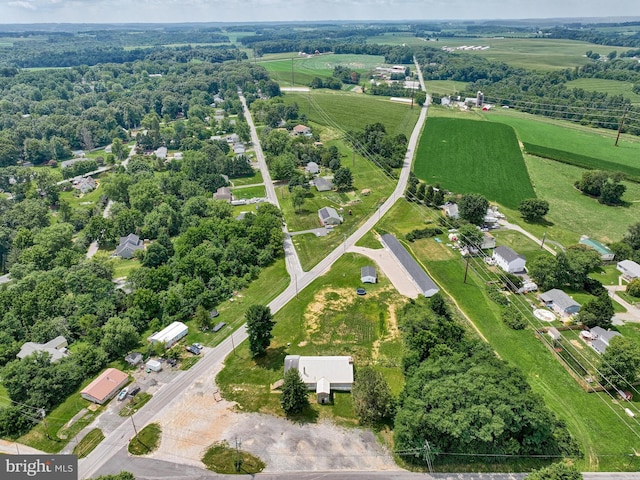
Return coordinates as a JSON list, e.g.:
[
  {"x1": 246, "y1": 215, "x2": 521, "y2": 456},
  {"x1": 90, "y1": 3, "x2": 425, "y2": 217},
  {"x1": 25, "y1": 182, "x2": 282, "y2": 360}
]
[
  {"x1": 540, "y1": 231, "x2": 546, "y2": 249},
  {"x1": 463, "y1": 256, "x2": 470, "y2": 284},
  {"x1": 234, "y1": 437, "x2": 243, "y2": 472},
  {"x1": 423, "y1": 440, "x2": 434, "y2": 474},
  {"x1": 615, "y1": 105, "x2": 629, "y2": 147},
  {"x1": 130, "y1": 415, "x2": 139, "y2": 440},
  {"x1": 40, "y1": 408, "x2": 52, "y2": 440}
]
